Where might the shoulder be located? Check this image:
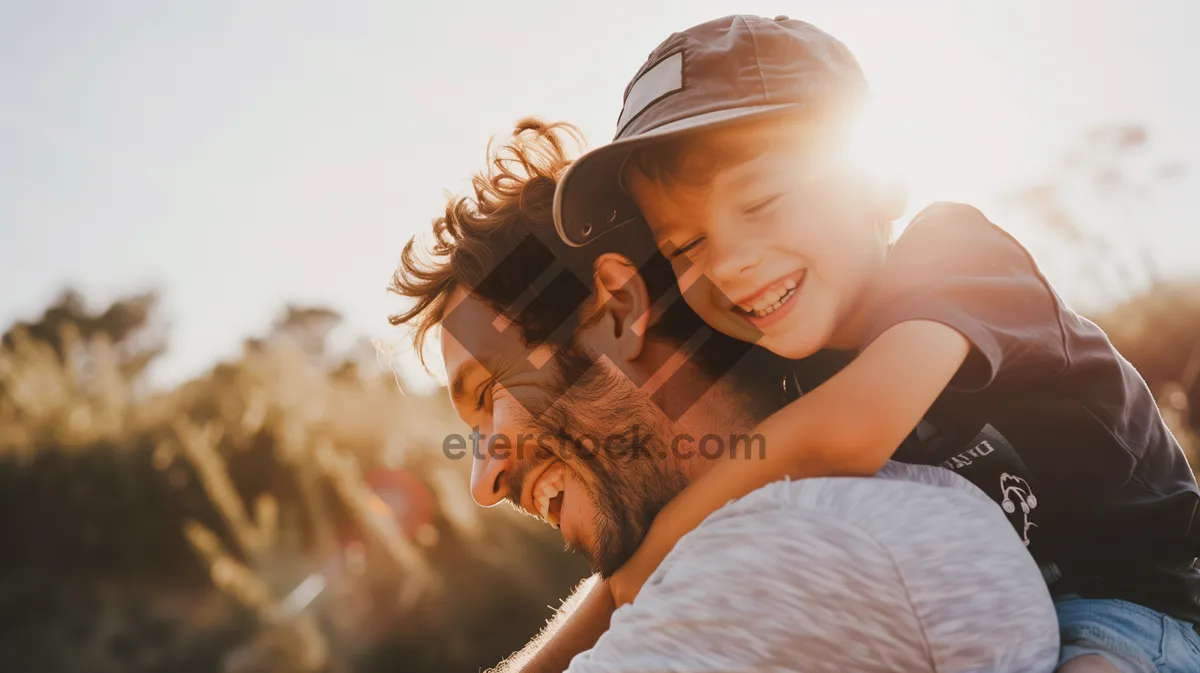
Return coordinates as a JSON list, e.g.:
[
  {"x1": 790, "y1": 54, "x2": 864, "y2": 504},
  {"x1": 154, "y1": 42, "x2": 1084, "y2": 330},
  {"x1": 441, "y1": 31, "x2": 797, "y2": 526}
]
[
  {"x1": 876, "y1": 460, "x2": 993, "y2": 501},
  {"x1": 569, "y1": 476, "x2": 1058, "y2": 672},
  {"x1": 667, "y1": 473, "x2": 1007, "y2": 567},
  {"x1": 876, "y1": 202, "x2": 1048, "y2": 301},
  {"x1": 894, "y1": 202, "x2": 1033, "y2": 264},
  {"x1": 904, "y1": 201, "x2": 998, "y2": 236}
]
